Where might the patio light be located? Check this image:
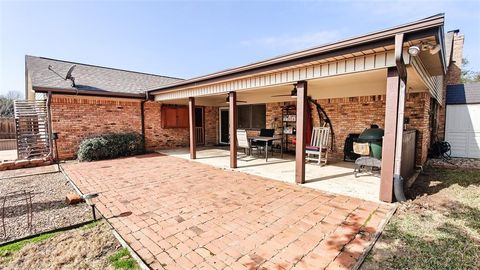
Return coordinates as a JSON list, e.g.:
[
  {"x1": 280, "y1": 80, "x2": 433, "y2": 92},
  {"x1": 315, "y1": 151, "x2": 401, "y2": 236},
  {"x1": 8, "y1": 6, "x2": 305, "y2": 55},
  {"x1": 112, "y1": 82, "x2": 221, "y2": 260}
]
[
  {"x1": 82, "y1": 192, "x2": 99, "y2": 221},
  {"x1": 408, "y1": 46, "x2": 420, "y2": 57}
]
